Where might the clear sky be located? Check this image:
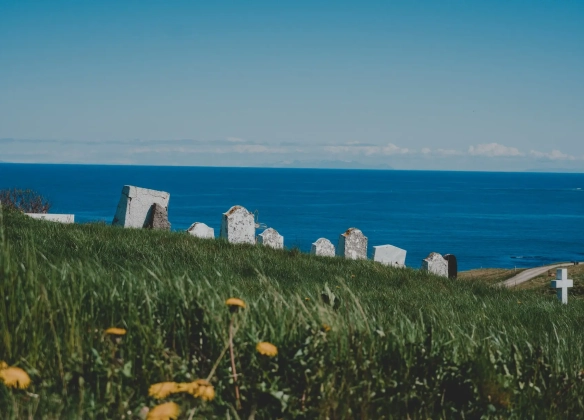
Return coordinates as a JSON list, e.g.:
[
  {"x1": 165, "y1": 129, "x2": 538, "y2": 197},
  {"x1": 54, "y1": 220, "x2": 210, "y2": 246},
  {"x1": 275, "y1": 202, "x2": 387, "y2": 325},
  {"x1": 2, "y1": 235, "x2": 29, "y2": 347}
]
[{"x1": 1, "y1": 0, "x2": 583, "y2": 171}]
